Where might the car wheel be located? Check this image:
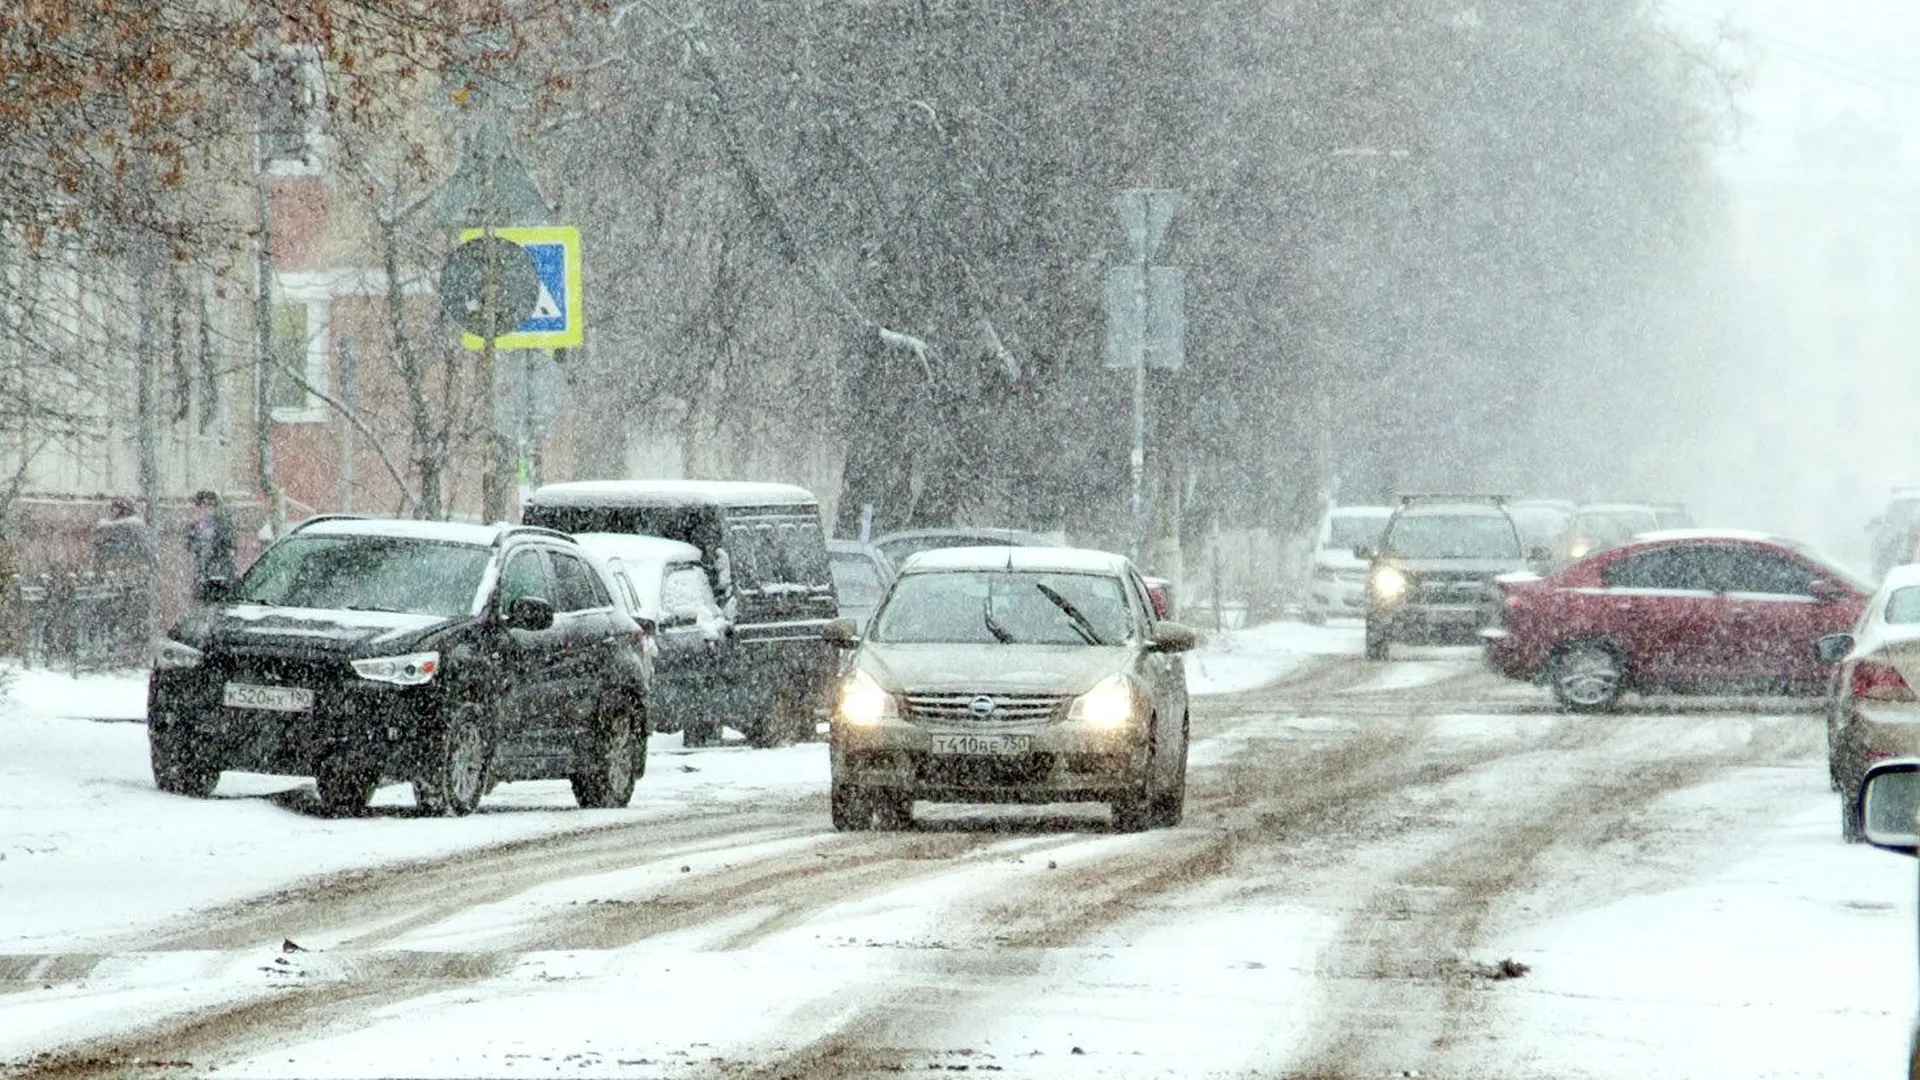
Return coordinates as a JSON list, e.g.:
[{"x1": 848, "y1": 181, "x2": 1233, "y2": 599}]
[
  {"x1": 682, "y1": 716, "x2": 722, "y2": 748},
  {"x1": 414, "y1": 705, "x2": 491, "y2": 816},
  {"x1": 1363, "y1": 620, "x2": 1389, "y2": 661},
  {"x1": 1548, "y1": 640, "x2": 1625, "y2": 712},
  {"x1": 1842, "y1": 780, "x2": 1865, "y2": 843},
  {"x1": 1149, "y1": 714, "x2": 1190, "y2": 828},
  {"x1": 149, "y1": 721, "x2": 219, "y2": 798},
  {"x1": 571, "y1": 699, "x2": 640, "y2": 809},
  {"x1": 315, "y1": 758, "x2": 381, "y2": 817},
  {"x1": 1113, "y1": 728, "x2": 1156, "y2": 833},
  {"x1": 1303, "y1": 607, "x2": 1327, "y2": 627},
  {"x1": 873, "y1": 789, "x2": 914, "y2": 831},
  {"x1": 830, "y1": 782, "x2": 873, "y2": 831}
]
